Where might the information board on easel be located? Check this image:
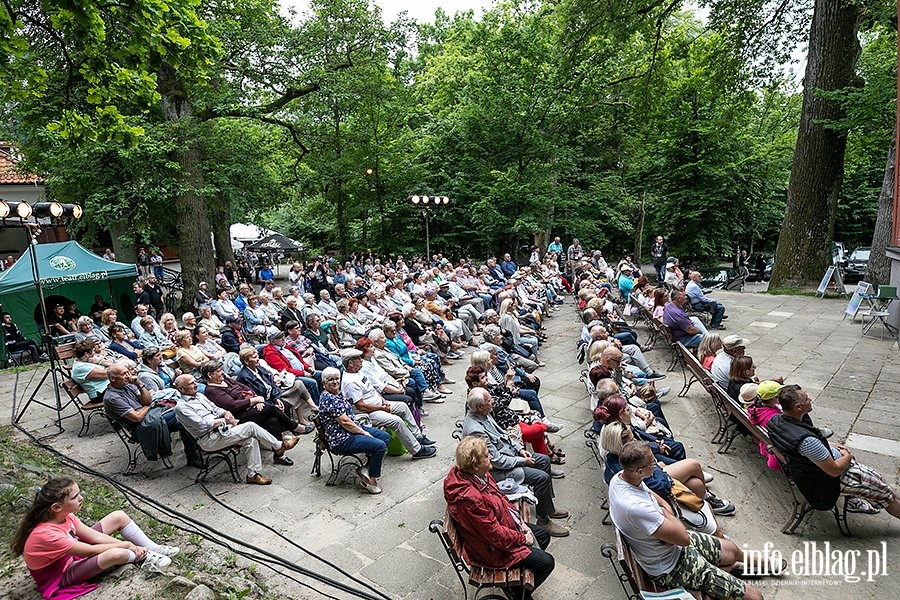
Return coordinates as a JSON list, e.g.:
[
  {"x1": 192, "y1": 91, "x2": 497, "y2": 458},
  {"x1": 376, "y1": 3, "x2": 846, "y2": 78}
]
[
  {"x1": 817, "y1": 265, "x2": 848, "y2": 298},
  {"x1": 844, "y1": 281, "x2": 873, "y2": 320}
]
